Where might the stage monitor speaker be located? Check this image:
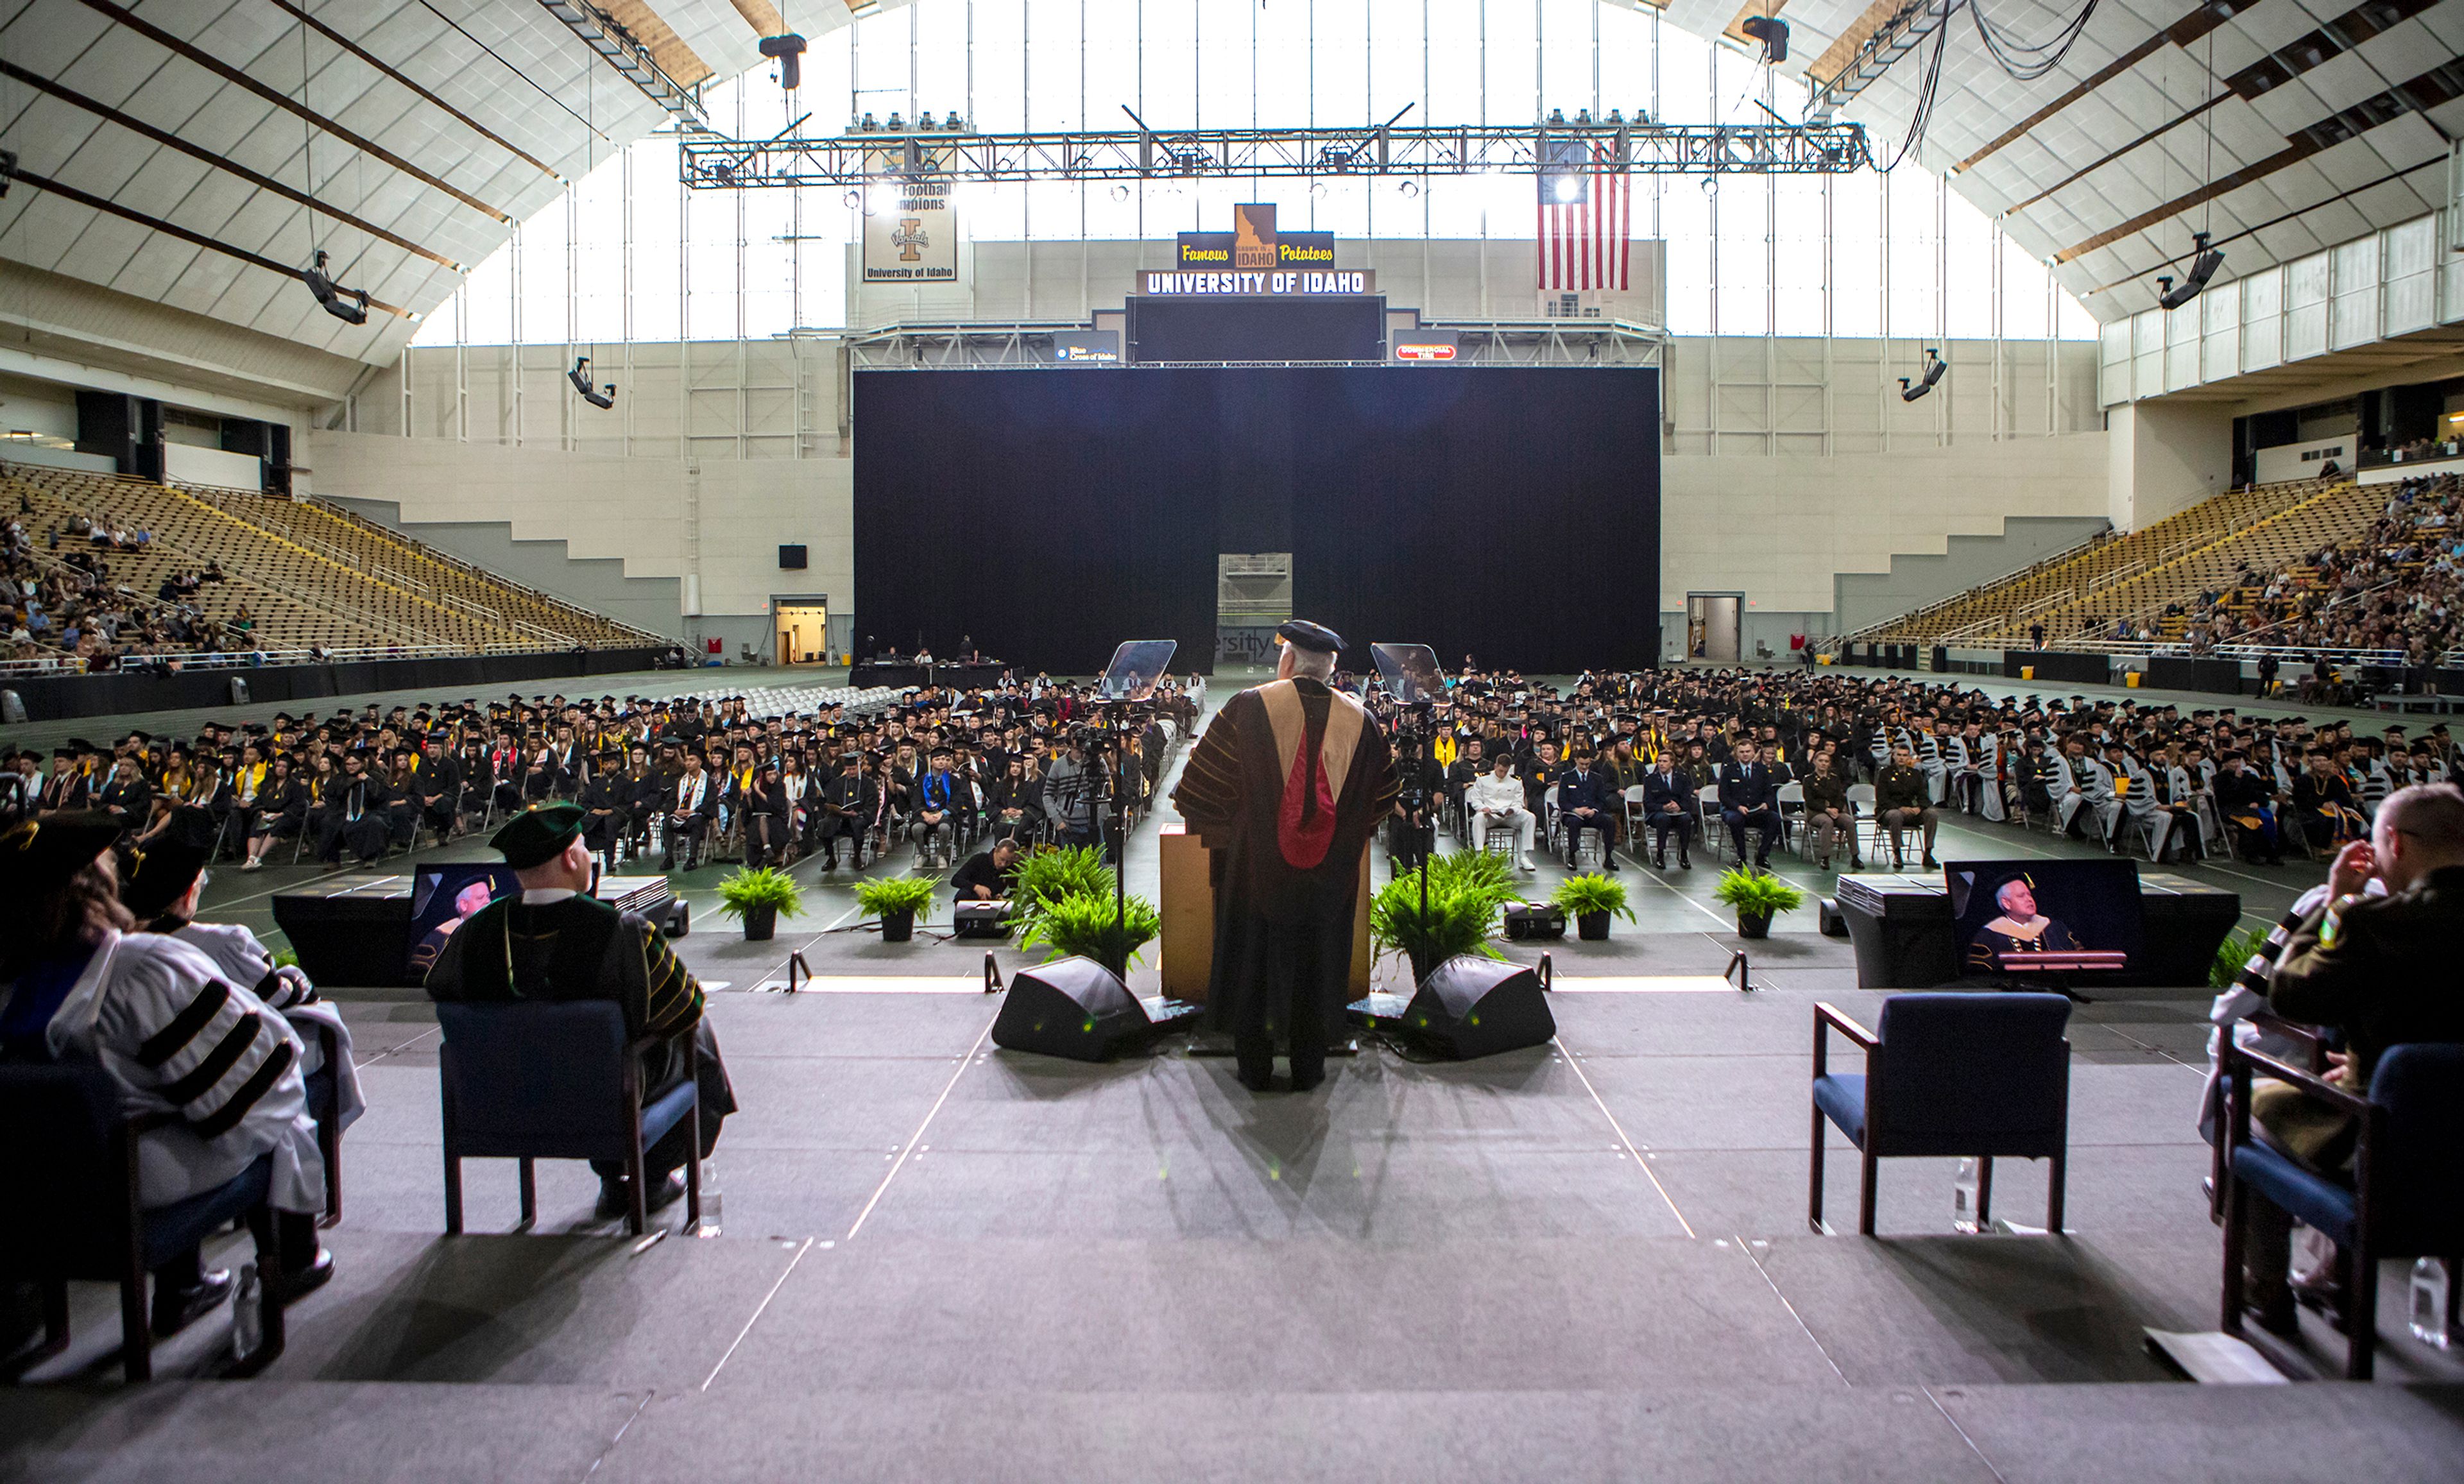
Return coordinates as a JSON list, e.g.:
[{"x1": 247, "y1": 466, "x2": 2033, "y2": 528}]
[
  {"x1": 1399, "y1": 956, "x2": 1554, "y2": 1059},
  {"x1": 0, "y1": 689, "x2": 22, "y2": 725},
  {"x1": 228, "y1": 677, "x2": 250, "y2": 704},
  {"x1": 1503, "y1": 903, "x2": 1565, "y2": 940},
  {"x1": 992, "y1": 955, "x2": 1151, "y2": 1061},
  {"x1": 954, "y1": 900, "x2": 1011, "y2": 939}
]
